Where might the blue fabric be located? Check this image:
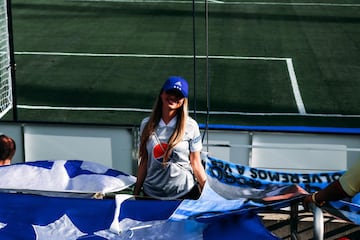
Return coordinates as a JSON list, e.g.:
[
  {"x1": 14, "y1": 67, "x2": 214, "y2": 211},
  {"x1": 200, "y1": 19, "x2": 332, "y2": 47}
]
[
  {"x1": 119, "y1": 199, "x2": 181, "y2": 221},
  {"x1": 0, "y1": 192, "x2": 279, "y2": 239},
  {"x1": 118, "y1": 199, "x2": 279, "y2": 240},
  {"x1": 203, "y1": 211, "x2": 279, "y2": 240},
  {"x1": 326, "y1": 199, "x2": 360, "y2": 224},
  {"x1": 0, "y1": 192, "x2": 115, "y2": 239}
]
